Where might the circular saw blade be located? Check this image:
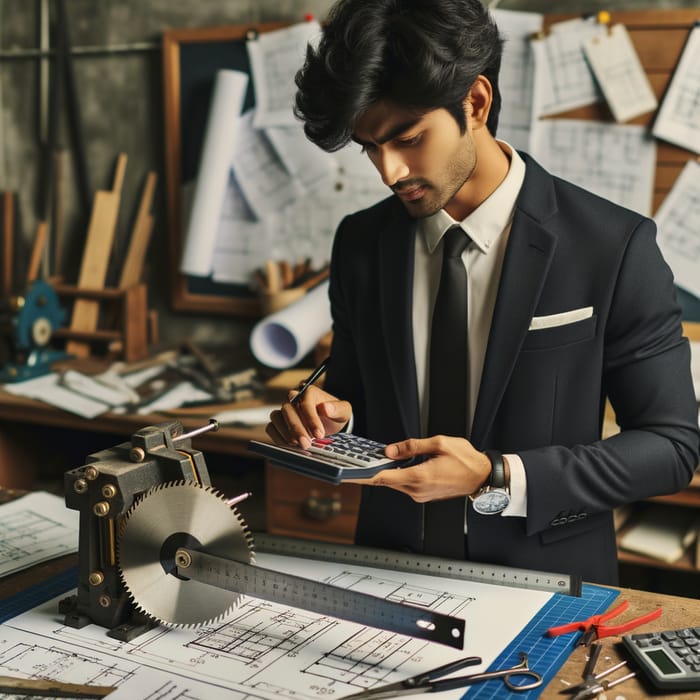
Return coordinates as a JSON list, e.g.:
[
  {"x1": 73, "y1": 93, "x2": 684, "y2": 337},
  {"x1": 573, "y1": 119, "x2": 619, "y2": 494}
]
[{"x1": 118, "y1": 481, "x2": 254, "y2": 627}]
